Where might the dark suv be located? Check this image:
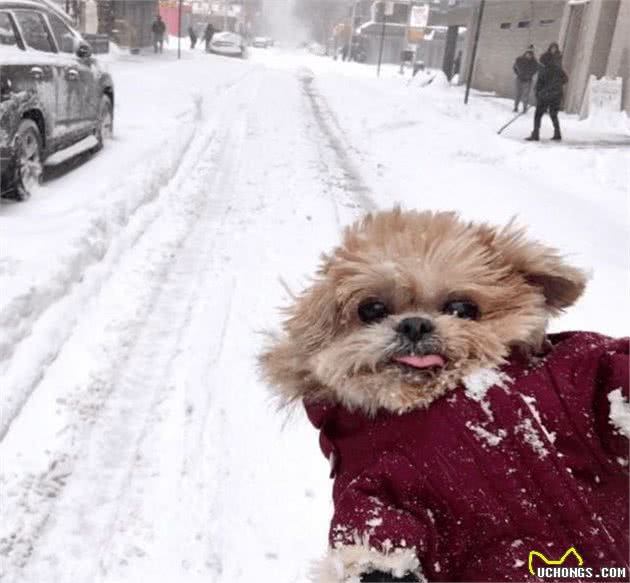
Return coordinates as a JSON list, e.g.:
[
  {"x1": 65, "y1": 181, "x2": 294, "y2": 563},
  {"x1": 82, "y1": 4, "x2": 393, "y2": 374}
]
[{"x1": 0, "y1": 0, "x2": 114, "y2": 200}]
